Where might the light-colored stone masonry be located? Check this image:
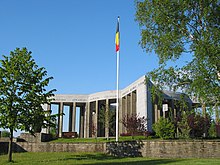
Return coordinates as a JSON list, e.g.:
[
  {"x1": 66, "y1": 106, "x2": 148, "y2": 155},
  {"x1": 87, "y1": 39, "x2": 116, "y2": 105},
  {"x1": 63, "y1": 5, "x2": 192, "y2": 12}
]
[
  {"x1": 1, "y1": 140, "x2": 220, "y2": 158},
  {"x1": 42, "y1": 76, "x2": 194, "y2": 138}
]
